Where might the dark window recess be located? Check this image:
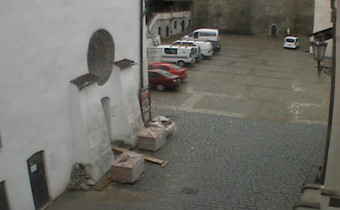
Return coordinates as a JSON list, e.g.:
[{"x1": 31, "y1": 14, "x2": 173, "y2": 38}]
[
  {"x1": 329, "y1": 197, "x2": 340, "y2": 207},
  {"x1": 0, "y1": 181, "x2": 10, "y2": 210},
  {"x1": 164, "y1": 48, "x2": 177, "y2": 54},
  {"x1": 200, "y1": 32, "x2": 216, "y2": 36}
]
